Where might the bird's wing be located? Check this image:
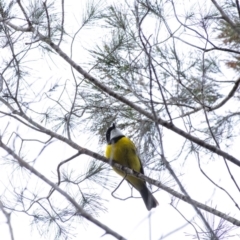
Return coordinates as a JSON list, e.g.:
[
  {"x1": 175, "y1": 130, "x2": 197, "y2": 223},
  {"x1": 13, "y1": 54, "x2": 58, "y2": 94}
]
[{"x1": 129, "y1": 139, "x2": 145, "y2": 175}]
